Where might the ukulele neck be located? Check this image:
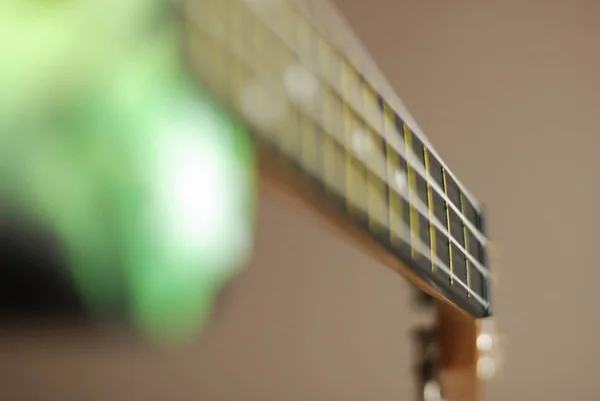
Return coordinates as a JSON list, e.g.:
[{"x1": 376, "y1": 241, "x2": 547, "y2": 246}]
[{"x1": 187, "y1": 0, "x2": 492, "y2": 318}]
